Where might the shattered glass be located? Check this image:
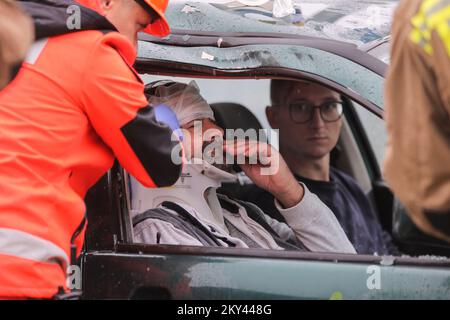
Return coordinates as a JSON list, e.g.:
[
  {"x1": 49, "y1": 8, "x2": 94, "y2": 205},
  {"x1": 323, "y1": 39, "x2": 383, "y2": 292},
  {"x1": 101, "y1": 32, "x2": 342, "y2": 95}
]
[
  {"x1": 138, "y1": 42, "x2": 384, "y2": 107},
  {"x1": 166, "y1": 0, "x2": 399, "y2": 45}
]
